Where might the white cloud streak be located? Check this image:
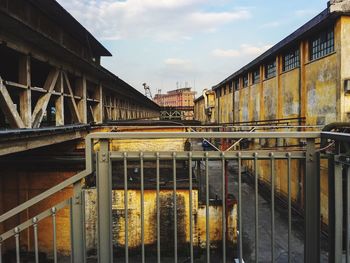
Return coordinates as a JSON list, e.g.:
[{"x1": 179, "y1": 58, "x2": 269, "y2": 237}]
[
  {"x1": 212, "y1": 44, "x2": 273, "y2": 58},
  {"x1": 57, "y1": 0, "x2": 251, "y2": 41}
]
